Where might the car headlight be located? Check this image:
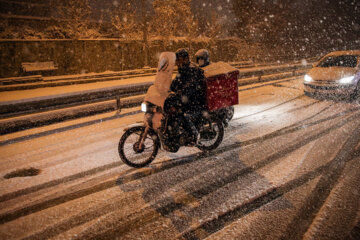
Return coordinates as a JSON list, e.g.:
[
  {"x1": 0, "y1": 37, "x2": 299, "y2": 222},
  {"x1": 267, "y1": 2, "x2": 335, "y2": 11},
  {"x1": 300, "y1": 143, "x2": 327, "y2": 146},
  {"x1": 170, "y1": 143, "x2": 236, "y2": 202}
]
[
  {"x1": 141, "y1": 102, "x2": 147, "y2": 112},
  {"x1": 304, "y1": 74, "x2": 313, "y2": 82},
  {"x1": 339, "y1": 76, "x2": 355, "y2": 84}
]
